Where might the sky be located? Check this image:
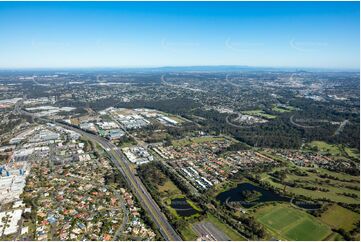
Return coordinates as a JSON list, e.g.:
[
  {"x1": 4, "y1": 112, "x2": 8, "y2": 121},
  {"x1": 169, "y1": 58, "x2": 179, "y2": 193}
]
[{"x1": 0, "y1": 1, "x2": 359, "y2": 69}]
